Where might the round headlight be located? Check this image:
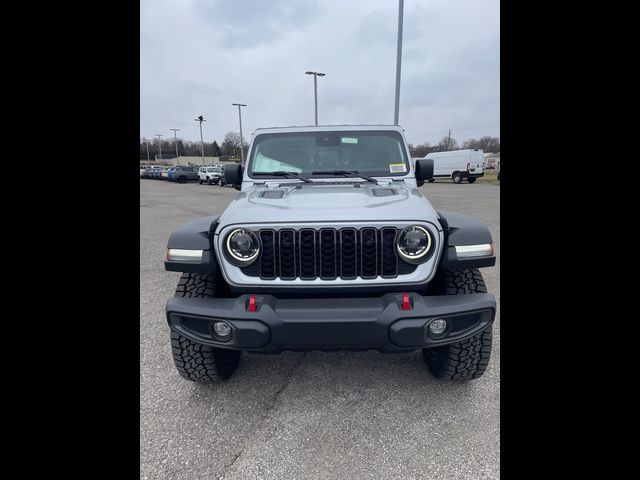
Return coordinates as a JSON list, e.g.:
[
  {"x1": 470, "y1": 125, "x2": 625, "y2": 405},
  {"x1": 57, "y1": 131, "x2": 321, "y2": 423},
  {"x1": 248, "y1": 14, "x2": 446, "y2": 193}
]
[
  {"x1": 396, "y1": 226, "x2": 432, "y2": 263},
  {"x1": 225, "y1": 228, "x2": 260, "y2": 265}
]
